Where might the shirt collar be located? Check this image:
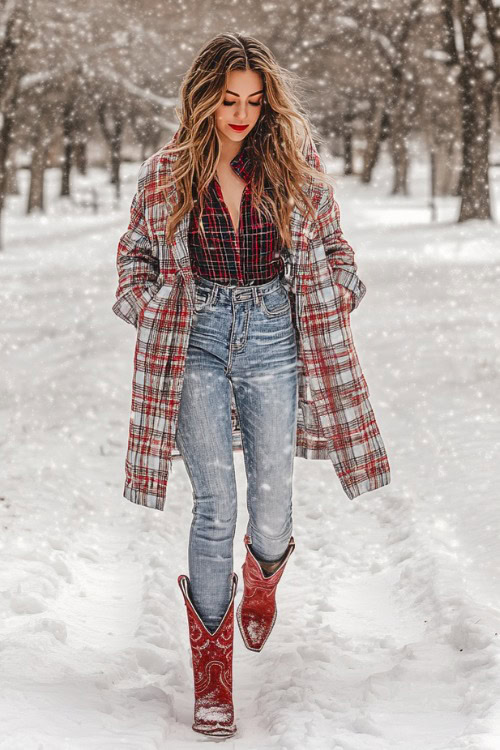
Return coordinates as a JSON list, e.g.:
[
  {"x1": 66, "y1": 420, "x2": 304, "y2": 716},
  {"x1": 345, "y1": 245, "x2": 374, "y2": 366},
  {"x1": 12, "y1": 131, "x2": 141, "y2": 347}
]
[{"x1": 229, "y1": 140, "x2": 254, "y2": 183}]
